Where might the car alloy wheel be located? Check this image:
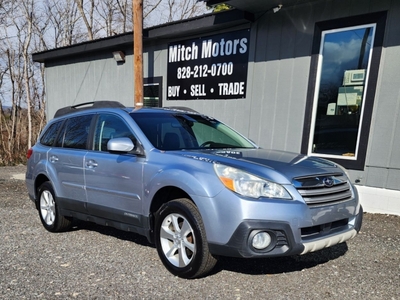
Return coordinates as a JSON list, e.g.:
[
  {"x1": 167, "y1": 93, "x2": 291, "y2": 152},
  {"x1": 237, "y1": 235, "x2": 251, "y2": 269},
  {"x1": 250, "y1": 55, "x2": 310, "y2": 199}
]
[
  {"x1": 155, "y1": 198, "x2": 217, "y2": 279},
  {"x1": 160, "y1": 212, "x2": 196, "y2": 268},
  {"x1": 37, "y1": 182, "x2": 72, "y2": 232},
  {"x1": 40, "y1": 190, "x2": 56, "y2": 226}
]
